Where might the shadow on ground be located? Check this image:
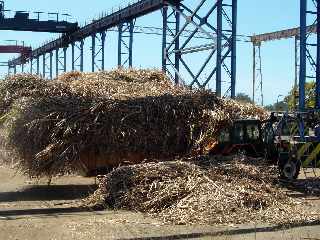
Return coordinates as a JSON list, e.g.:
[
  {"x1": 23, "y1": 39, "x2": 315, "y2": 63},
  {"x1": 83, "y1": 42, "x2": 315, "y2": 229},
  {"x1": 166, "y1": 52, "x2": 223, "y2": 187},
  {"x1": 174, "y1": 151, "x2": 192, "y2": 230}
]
[
  {"x1": 0, "y1": 184, "x2": 97, "y2": 202},
  {"x1": 0, "y1": 206, "x2": 103, "y2": 219},
  {"x1": 116, "y1": 220, "x2": 320, "y2": 240},
  {"x1": 281, "y1": 179, "x2": 320, "y2": 198}
]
